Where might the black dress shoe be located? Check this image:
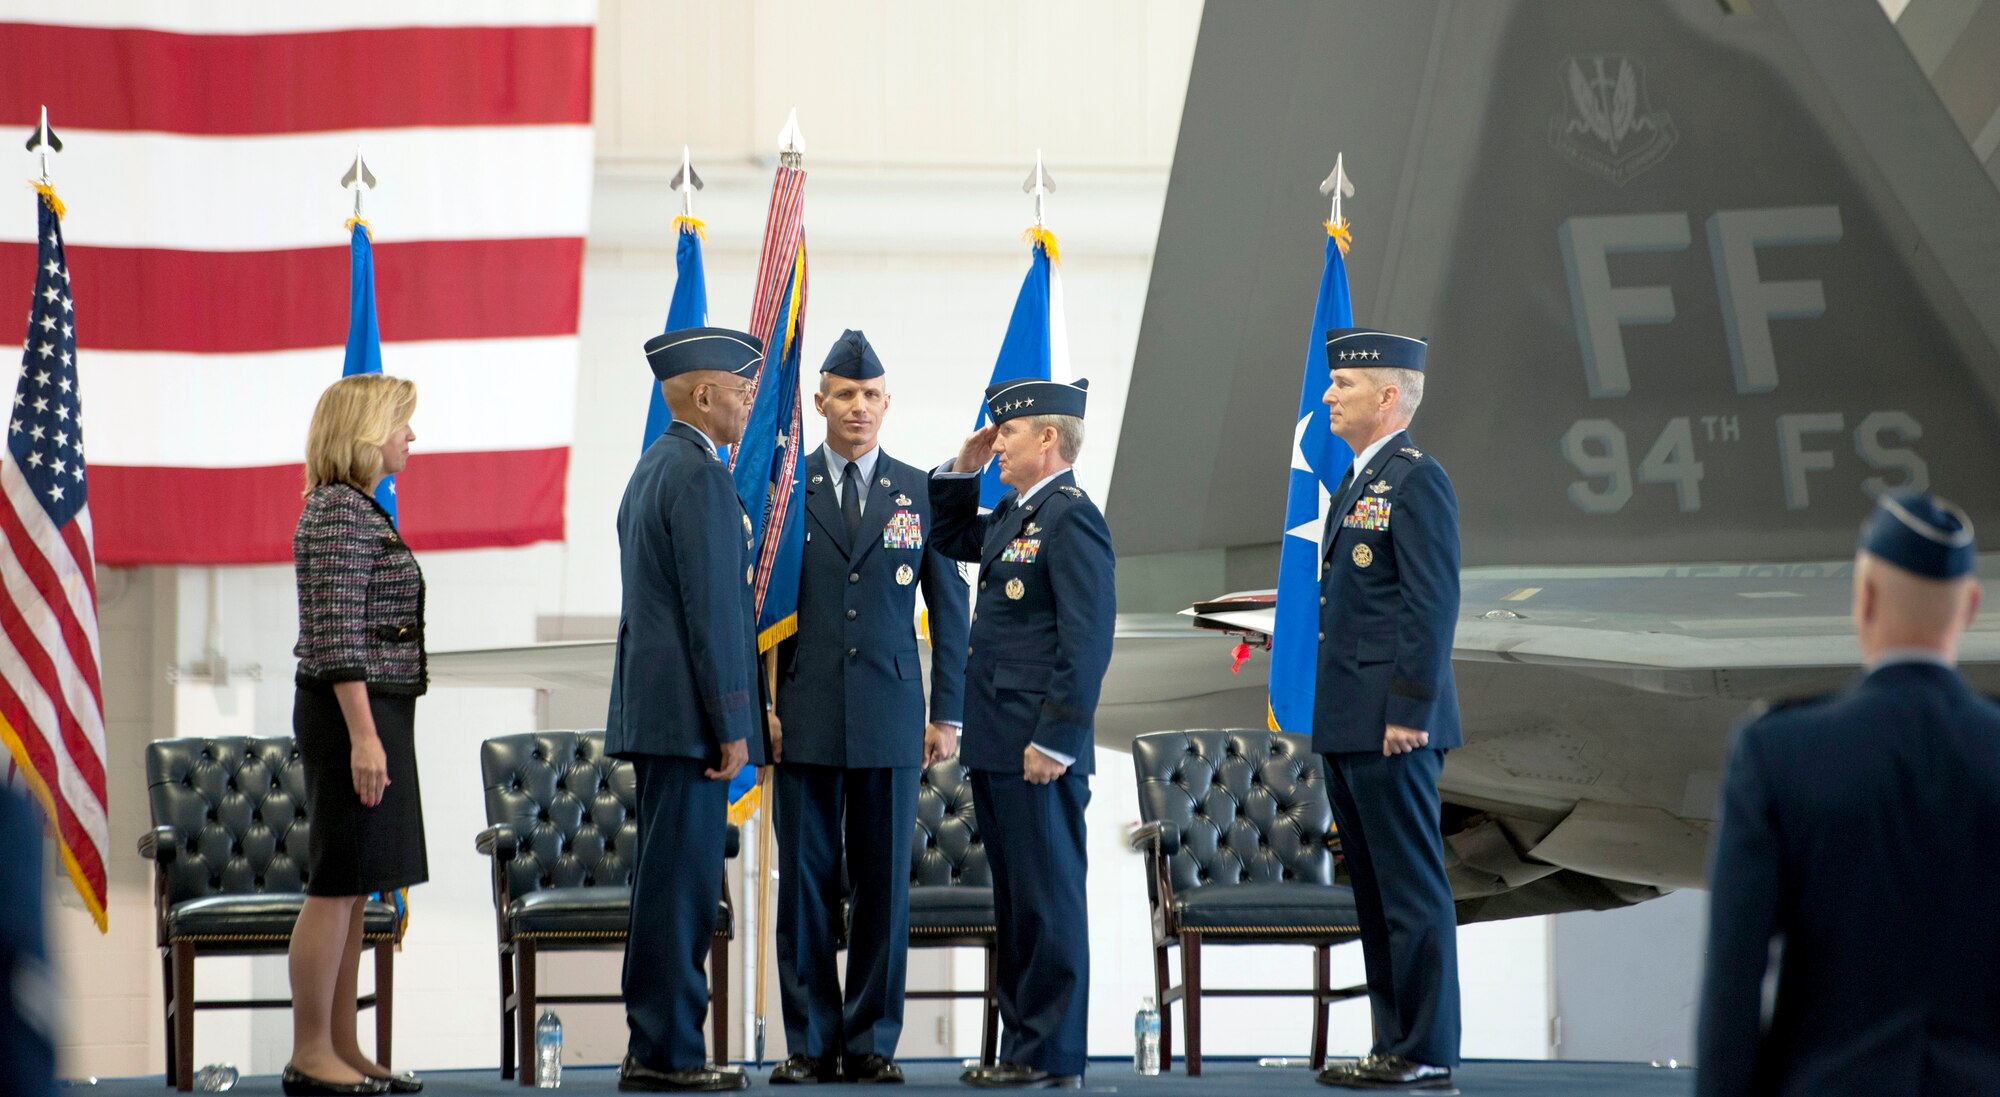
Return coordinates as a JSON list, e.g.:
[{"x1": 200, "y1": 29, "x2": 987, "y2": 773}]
[
  {"x1": 962, "y1": 1060, "x2": 1082, "y2": 1089},
  {"x1": 1316, "y1": 1053, "x2": 1453, "y2": 1090},
  {"x1": 281, "y1": 1065, "x2": 388, "y2": 1096},
  {"x1": 365, "y1": 1071, "x2": 422, "y2": 1094},
  {"x1": 770, "y1": 1052, "x2": 841, "y2": 1084},
  {"x1": 619, "y1": 1056, "x2": 749, "y2": 1092},
  {"x1": 843, "y1": 1054, "x2": 905, "y2": 1084}
]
